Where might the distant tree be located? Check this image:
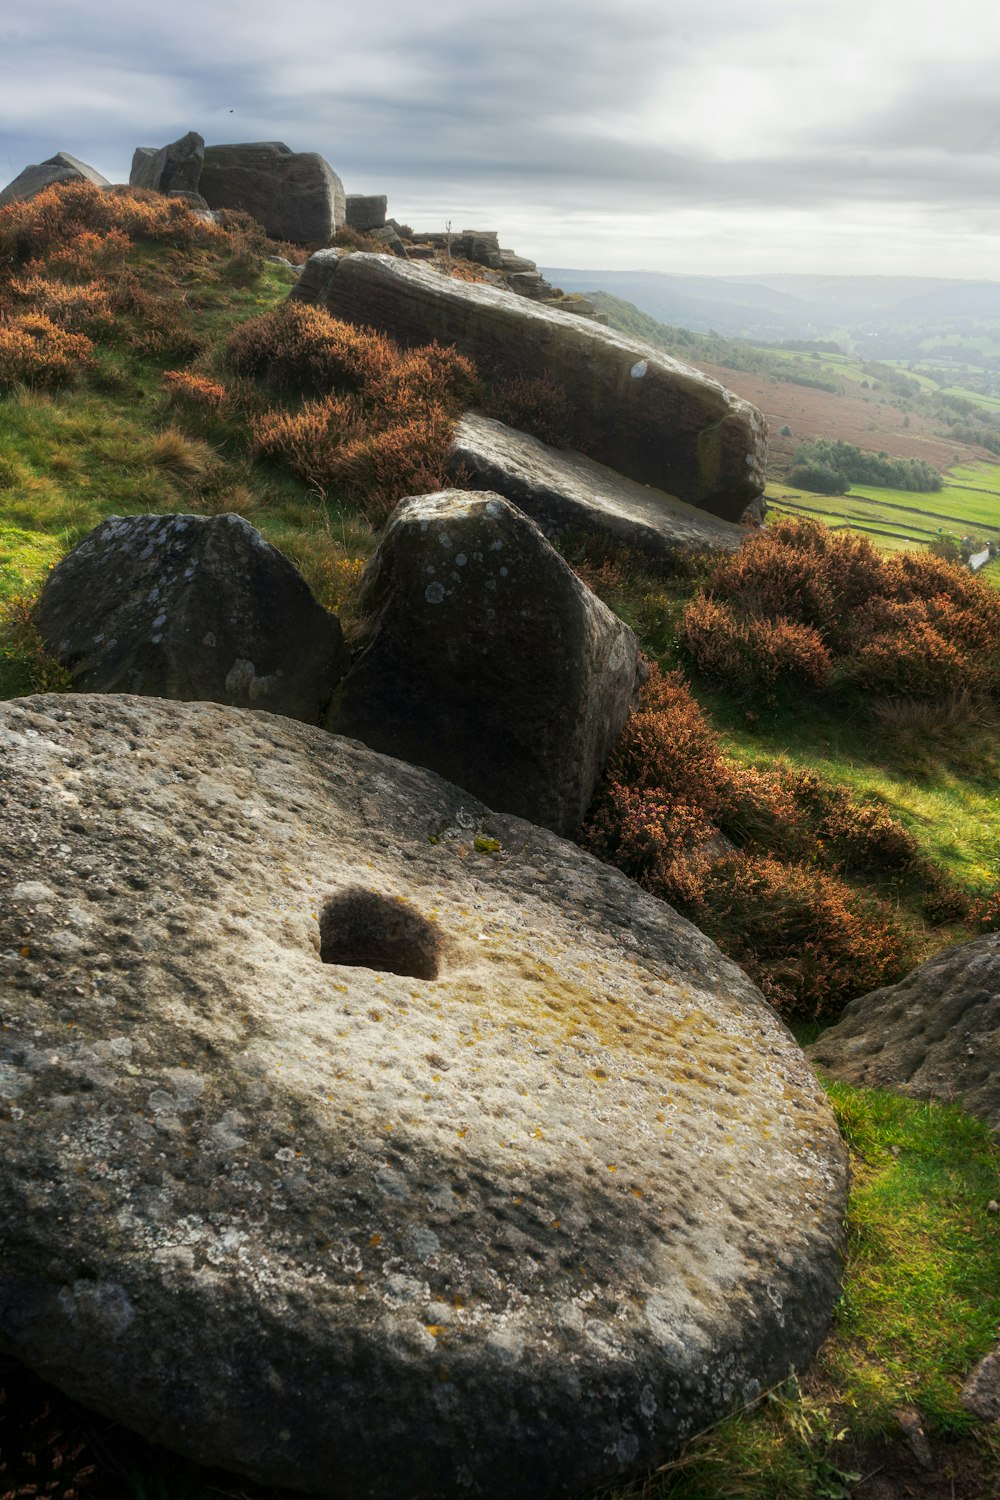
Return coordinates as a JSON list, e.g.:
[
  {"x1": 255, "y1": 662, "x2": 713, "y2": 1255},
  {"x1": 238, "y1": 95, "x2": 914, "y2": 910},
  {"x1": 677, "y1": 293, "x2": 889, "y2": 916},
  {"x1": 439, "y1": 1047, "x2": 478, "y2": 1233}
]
[
  {"x1": 787, "y1": 462, "x2": 849, "y2": 496},
  {"x1": 928, "y1": 535, "x2": 962, "y2": 564}
]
